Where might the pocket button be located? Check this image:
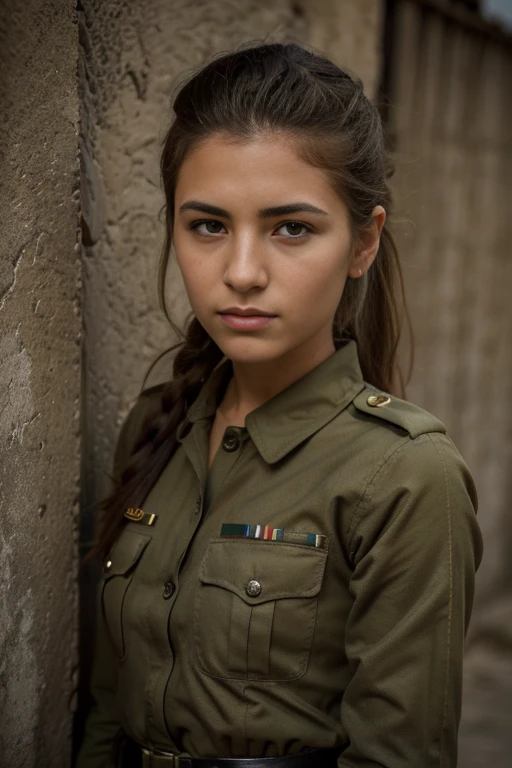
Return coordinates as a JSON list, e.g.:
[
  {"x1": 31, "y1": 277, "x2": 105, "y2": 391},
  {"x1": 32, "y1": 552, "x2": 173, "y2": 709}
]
[
  {"x1": 245, "y1": 579, "x2": 262, "y2": 598},
  {"x1": 163, "y1": 579, "x2": 176, "y2": 599}
]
